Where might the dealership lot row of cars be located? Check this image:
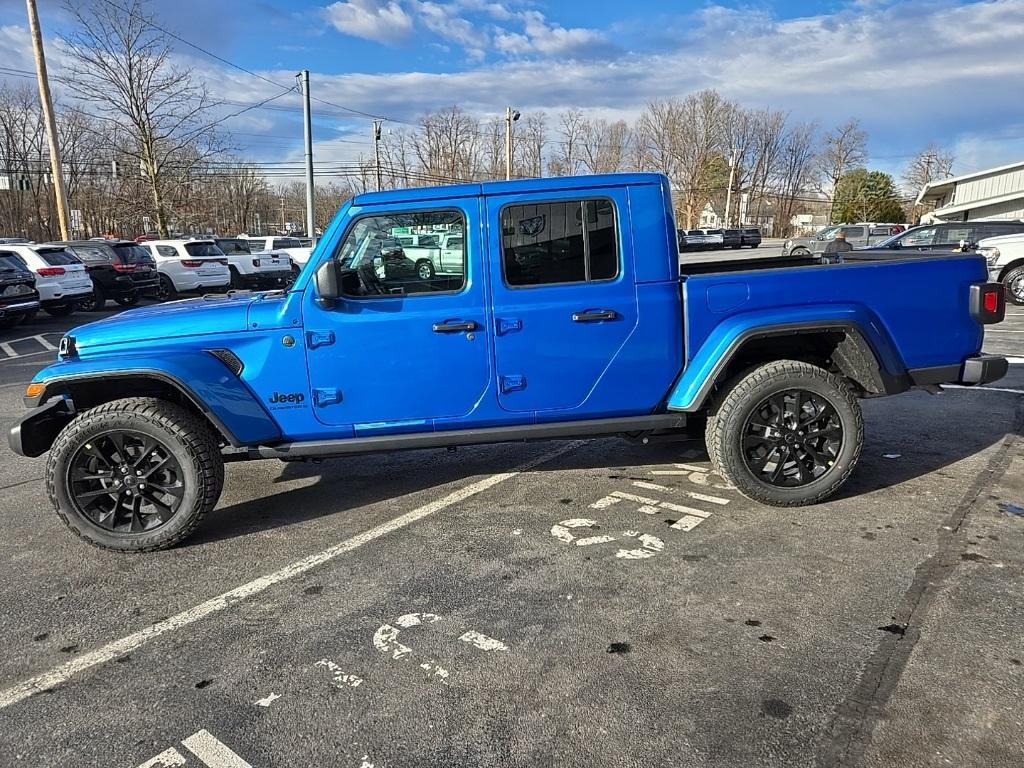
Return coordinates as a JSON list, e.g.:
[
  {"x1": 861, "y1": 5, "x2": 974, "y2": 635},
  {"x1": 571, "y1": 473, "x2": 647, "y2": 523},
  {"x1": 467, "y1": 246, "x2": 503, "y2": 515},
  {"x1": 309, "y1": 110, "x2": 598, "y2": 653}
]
[{"x1": 0, "y1": 235, "x2": 313, "y2": 328}]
